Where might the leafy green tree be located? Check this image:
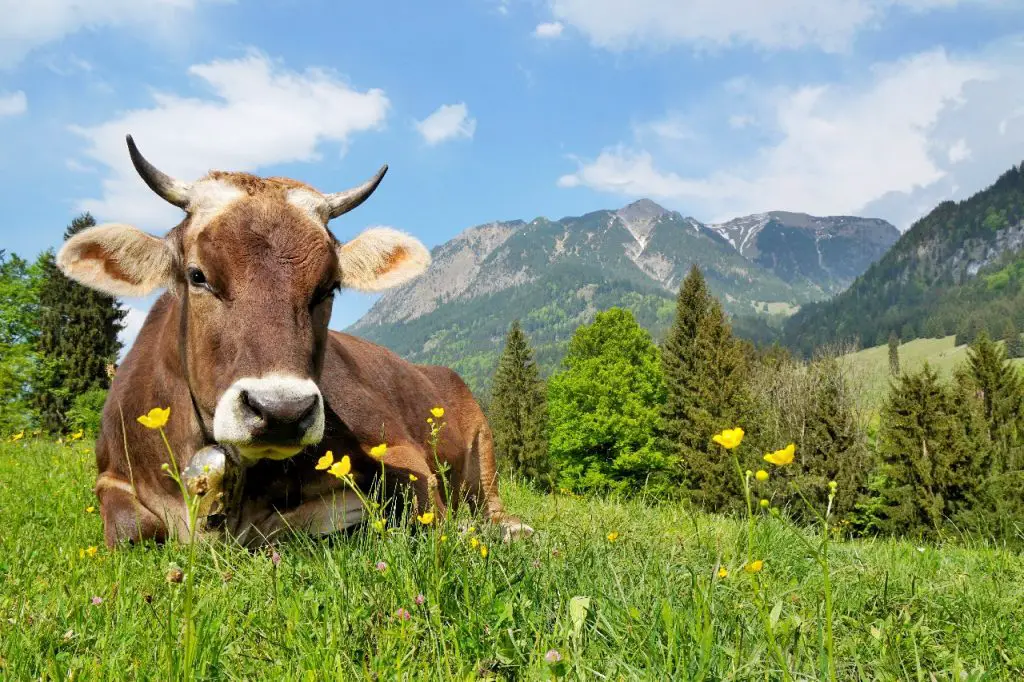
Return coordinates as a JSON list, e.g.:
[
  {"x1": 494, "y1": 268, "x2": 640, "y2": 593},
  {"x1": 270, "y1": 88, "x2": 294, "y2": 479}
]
[
  {"x1": 888, "y1": 333, "x2": 900, "y2": 376},
  {"x1": 875, "y1": 363, "x2": 988, "y2": 538},
  {"x1": 547, "y1": 308, "x2": 670, "y2": 495},
  {"x1": 32, "y1": 213, "x2": 127, "y2": 433},
  {"x1": 659, "y1": 265, "x2": 752, "y2": 510},
  {"x1": 0, "y1": 251, "x2": 42, "y2": 432},
  {"x1": 489, "y1": 320, "x2": 553, "y2": 487}
]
